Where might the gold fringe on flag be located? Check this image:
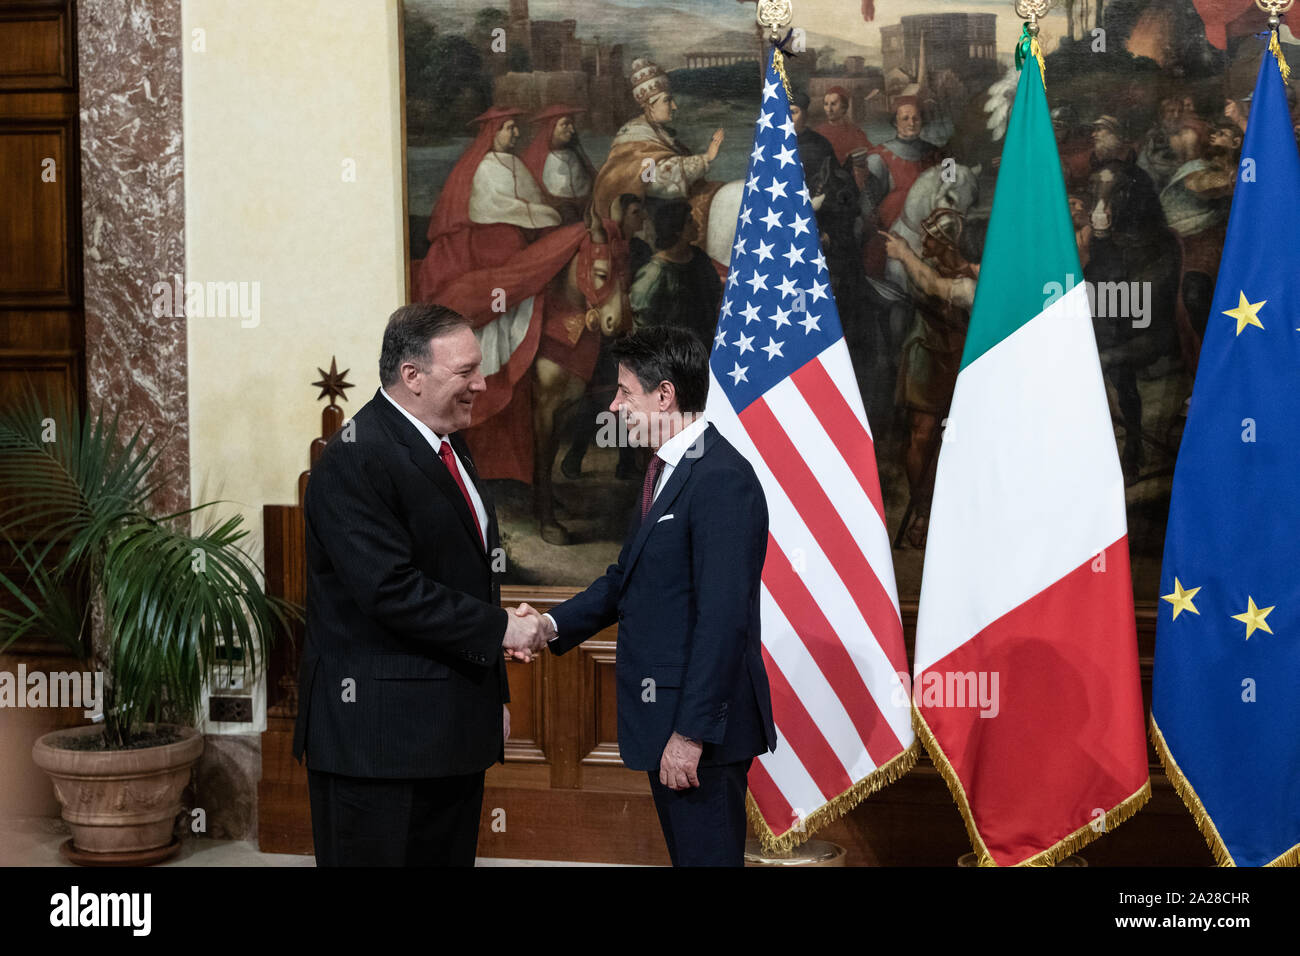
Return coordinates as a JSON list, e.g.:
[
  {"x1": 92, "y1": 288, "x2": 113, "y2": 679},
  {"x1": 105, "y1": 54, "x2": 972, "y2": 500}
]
[
  {"x1": 1149, "y1": 716, "x2": 1300, "y2": 867},
  {"x1": 1029, "y1": 35, "x2": 1047, "y2": 88},
  {"x1": 1269, "y1": 28, "x2": 1292, "y2": 83},
  {"x1": 747, "y1": 740, "x2": 919, "y2": 856},
  {"x1": 772, "y1": 46, "x2": 794, "y2": 102},
  {"x1": 913, "y1": 703, "x2": 1151, "y2": 866}
]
